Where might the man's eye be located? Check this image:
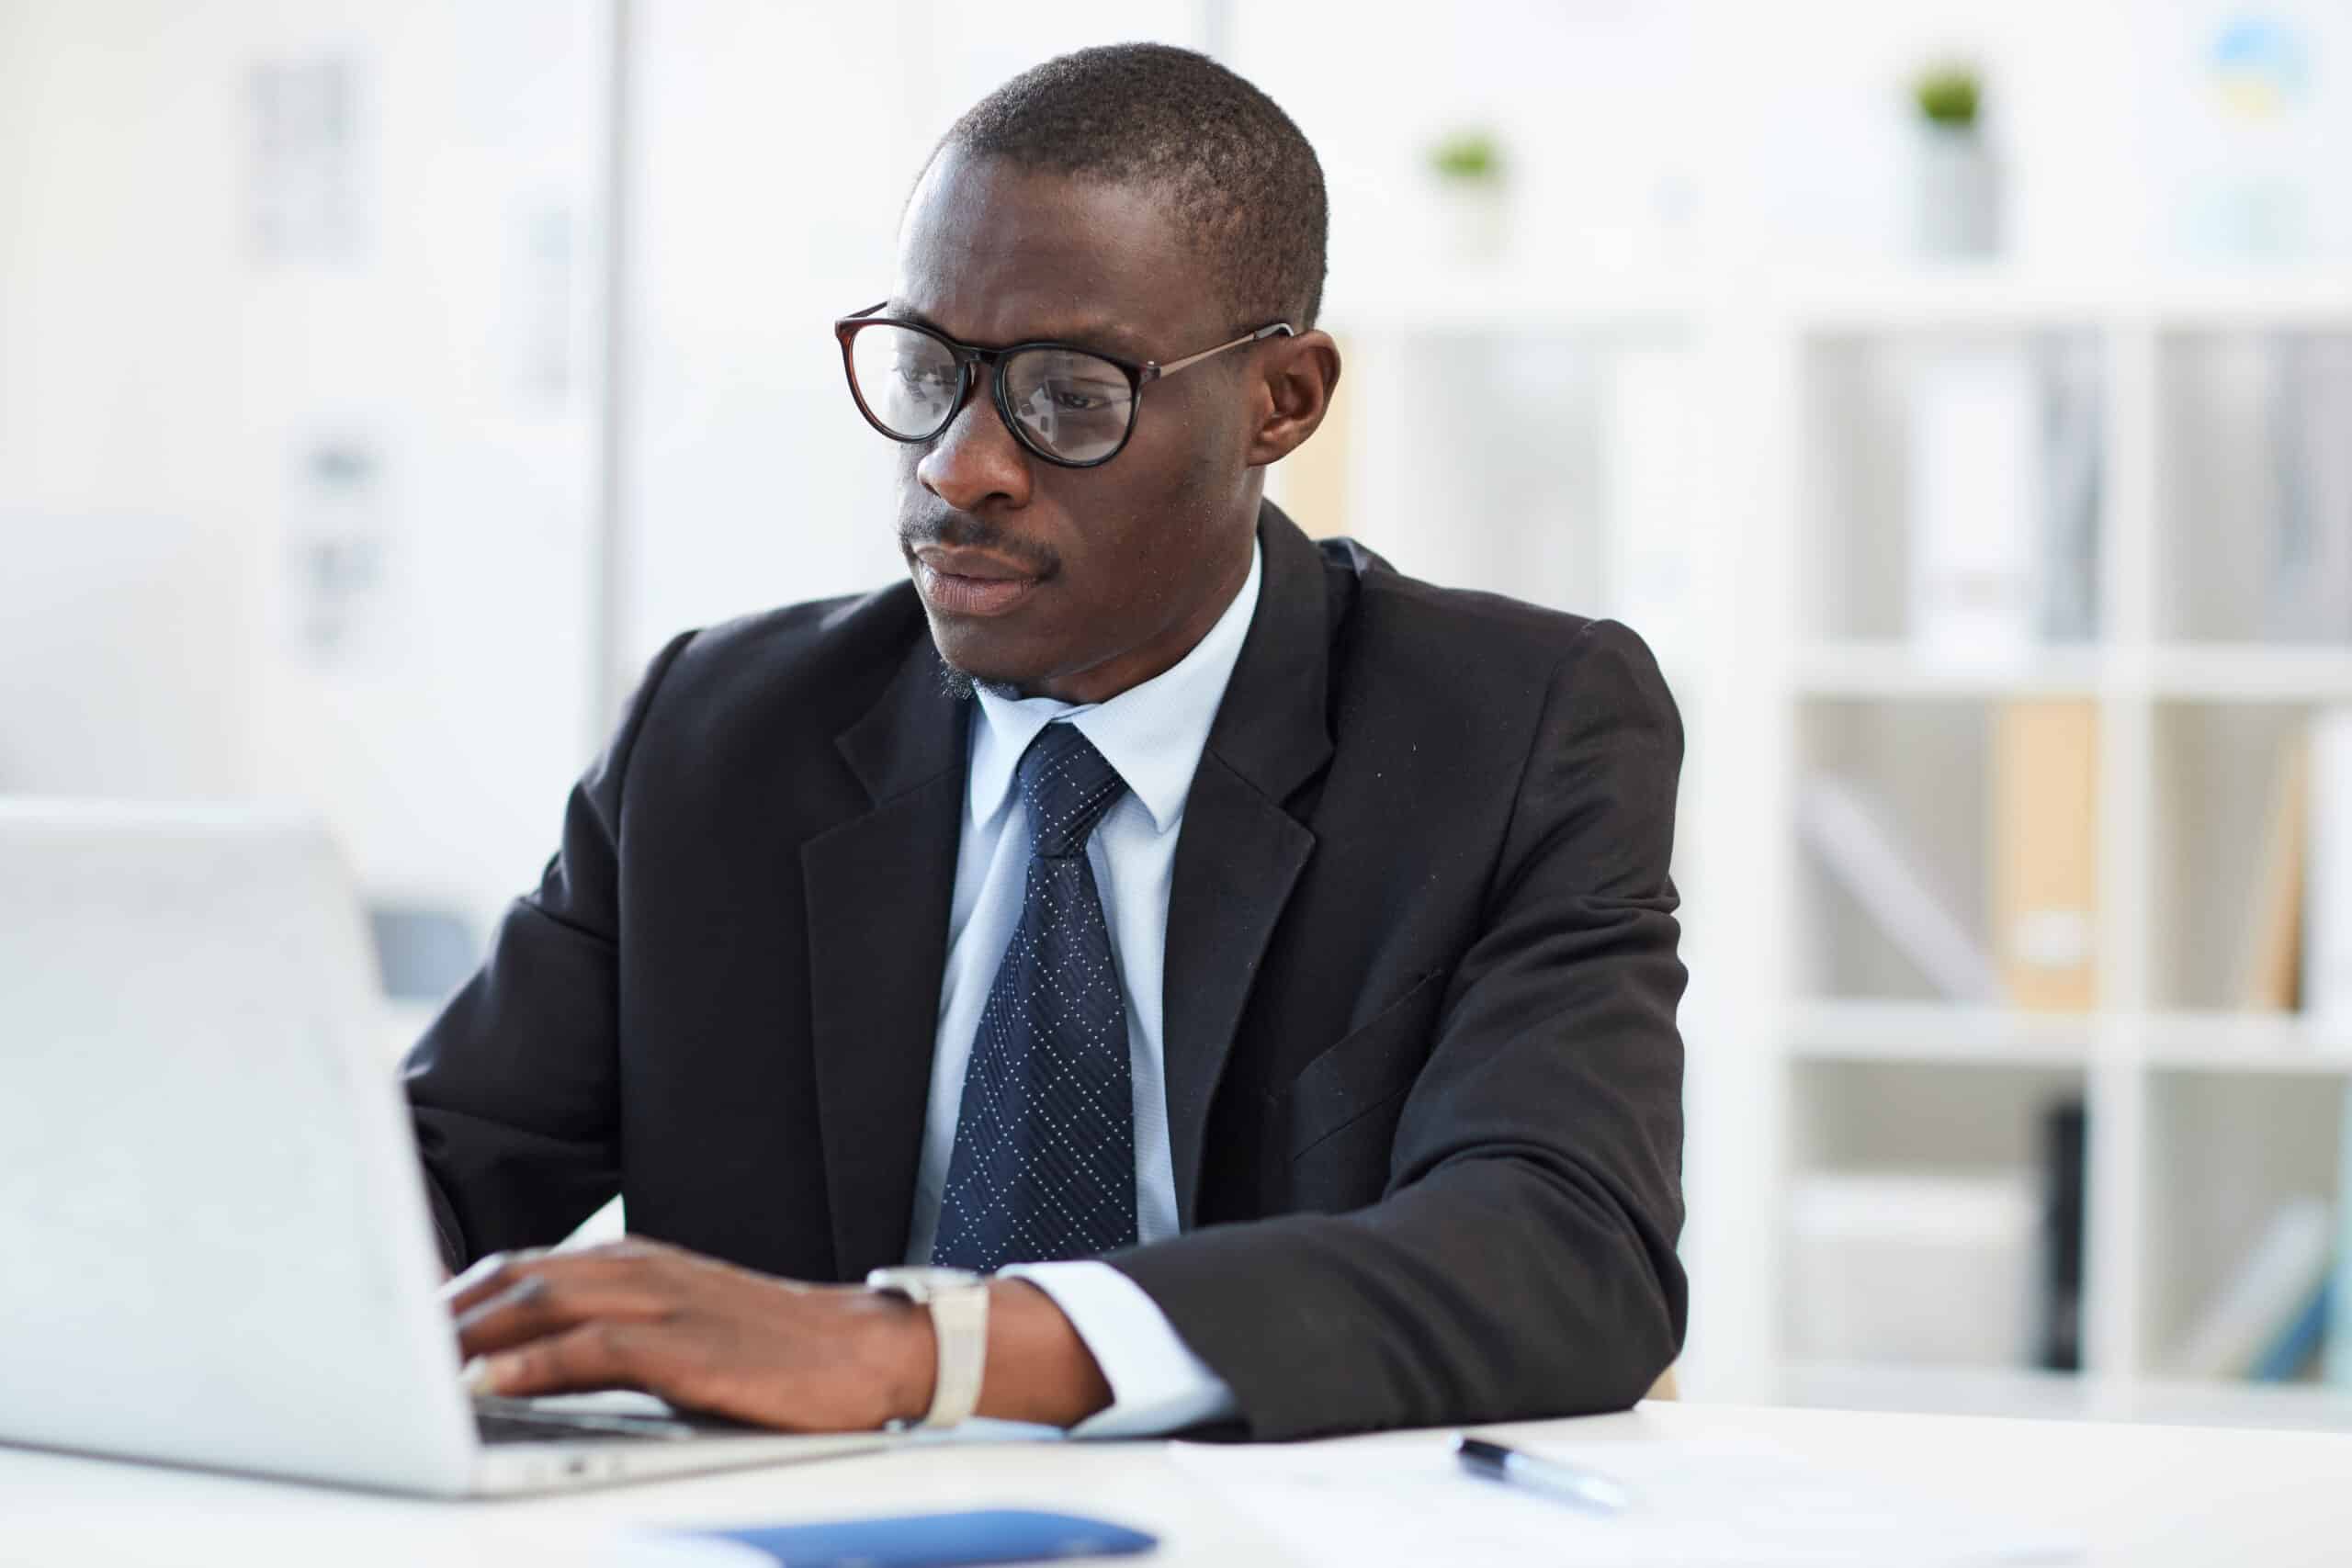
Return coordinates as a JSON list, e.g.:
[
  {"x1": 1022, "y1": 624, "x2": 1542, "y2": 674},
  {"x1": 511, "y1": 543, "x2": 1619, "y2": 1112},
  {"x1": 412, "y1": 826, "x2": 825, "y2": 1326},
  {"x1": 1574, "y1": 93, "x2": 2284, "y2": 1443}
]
[{"x1": 1049, "y1": 384, "x2": 1120, "y2": 412}]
